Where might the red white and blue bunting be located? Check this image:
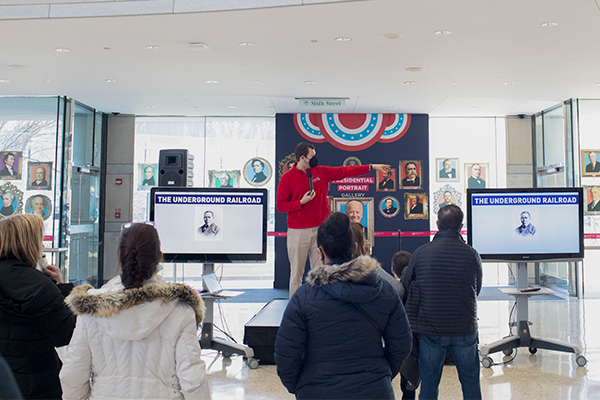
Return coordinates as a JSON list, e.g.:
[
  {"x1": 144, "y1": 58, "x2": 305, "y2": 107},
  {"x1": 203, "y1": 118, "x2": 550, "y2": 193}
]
[{"x1": 294, "y1": 113, "x2": 411, "y2": 151}]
